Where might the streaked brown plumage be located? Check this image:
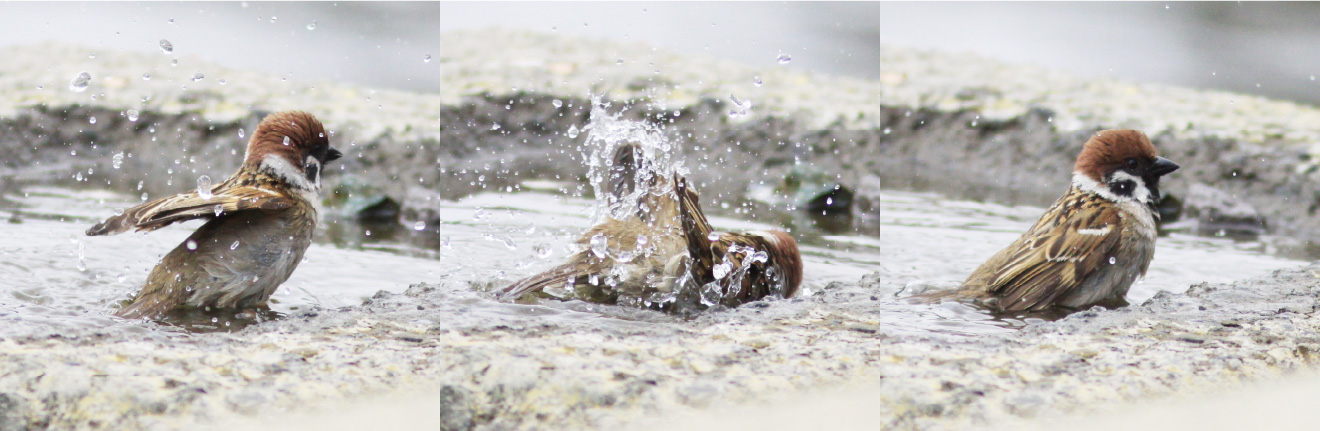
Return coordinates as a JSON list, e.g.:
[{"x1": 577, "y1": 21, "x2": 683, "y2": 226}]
[
  {"x1": 953, "y1": 130, "x2": 1178, "y2": 313},
  {"x1": 499, "y1": 144, "x2": 803, "y2": 311},
  {"x1": 87, "y1": 111, "x2": 341, "y2": 319}
]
